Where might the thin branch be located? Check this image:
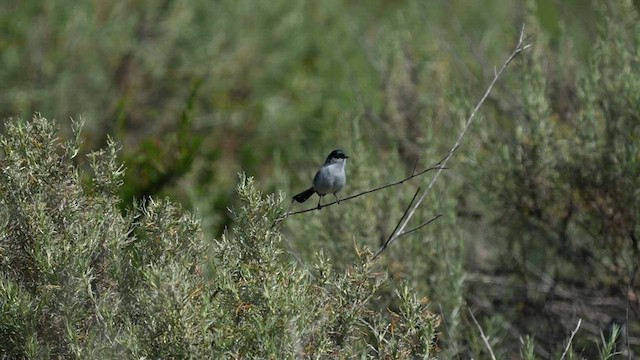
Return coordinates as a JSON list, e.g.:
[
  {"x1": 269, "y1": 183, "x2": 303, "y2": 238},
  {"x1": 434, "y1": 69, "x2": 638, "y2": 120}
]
[
  {"x1": 372, "y1": 213, "x2": 442, "y2": 260},
  {"x1": 468, "y1": 307, "x2": 497, "y2": 360},
  {"x1": 282, "y1": 151, "x2": 450, "y2": 218},
  {"x1": 411, "y1": 156, "x2": 421, "y2": 176},
  {"x1": 372, "y1": 187, "x2": 421, "y2": 260},
  {"x1": 560, "y1": 318, "x2": 582, "y2": 360},
  {"x1": 390, "y1": 24, "x2": 532, "y2": 242},
  {"x1": 395, "y1": 213, "x2": 443, "y2": 240}
]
